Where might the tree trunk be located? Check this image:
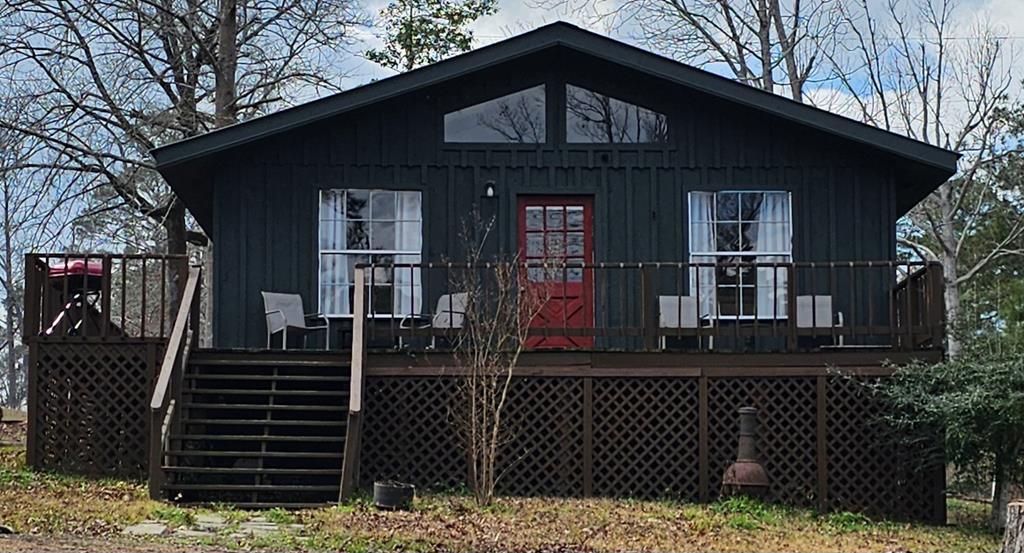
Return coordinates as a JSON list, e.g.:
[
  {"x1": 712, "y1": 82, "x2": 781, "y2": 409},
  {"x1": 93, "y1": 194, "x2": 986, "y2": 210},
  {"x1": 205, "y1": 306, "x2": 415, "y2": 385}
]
[
  {"x1": 1003, "y1": 502, "x2": 1024, "y2": 553},
  {"x1": 936, "y1": 182, "x2": 961, "y2": 357},
  {"x1": 214, "y1": 0, "x2": 238, "y2": 127},
  {"x1": 994, "y1": 465, "x2": 1013, "y2": 531},
  {"x1": 2, "y1": 184, "x2": 16, "y2": 407},
  {"x1": 164, "y1": 200, "x2": 188, "y2": 314}
]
